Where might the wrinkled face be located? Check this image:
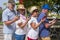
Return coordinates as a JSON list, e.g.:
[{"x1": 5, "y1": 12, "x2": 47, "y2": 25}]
[
  {"x1": 44, "y1": 9, "x2": 48, "y2": 13},
  {"x1": 33, "y1": 11, "x2": 38, "y2": 17},
  {"x1": 42, "y1": 9, "x2": 48, "y2": 13},
  {"x1": 8, "y1": 3, "x2": 15, "y2": 10},
  {"x1": 19, "y1": 9, "x2": 25, "y2": 15}
]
